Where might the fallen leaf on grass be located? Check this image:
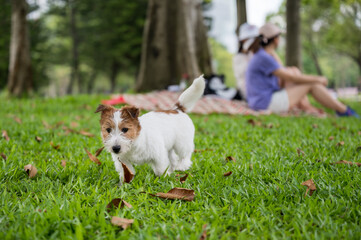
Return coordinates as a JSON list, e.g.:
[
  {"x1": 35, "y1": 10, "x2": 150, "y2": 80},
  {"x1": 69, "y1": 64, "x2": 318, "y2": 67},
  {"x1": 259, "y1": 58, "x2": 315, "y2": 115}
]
[
  {"x1": 24, "y1": 164, "x2": 38, "y2": 178},
  {"x1": 50, "y1": 141, "x2": 60, "y2": 150},
  {"x1": 297, "y1": 148, "x2": 305, "y2": 157},
  {"x1": 95, "y1": 147, "x2": 104, "y2": 157},
  {"x1": 37, "y1": 209, "x2": 47, "y2": 213},
  {"x1": 84, "y1": 148, "x2": 101, "y2": 165},
  {"x1": 78, "y1": 130, "x2": 95, "y2": 137},
  {"x1": 193, "y1": 148, "x2": 214, "y2": 153},
  {"x1": 336, "y1": 141, "x2": 345, "y2": 147},
  {"x1": 247, "y1": 119, "x2": 262, "y2": 127},
  {"x1": 301, "y1": 179, "x2": 316, "y2": 197},
  {"x1": 249, "y1": 164, "x2": 253, "y2": 170},
  {"x1": 331, "y1": 160, "x2": 361, "y2": 167},
  {"x1": 70, "y1": 122, "x2": 79, "y2": 128},
  {"x1": 106, "y1": 198, "x2": 132, "y2": 212},
  {"x1": 155, "y1": 188, "x2": 195, "y2": 201},
  {"x1": 42, "y1": 120, "x2": 51, "y2": 129},
  {"x1": 356, "y1": 146, "x2": 361, "y2": 152},
  {"x1": 1, "y1": 153, "x2": 7, "y2": 160},
  {"x1": 226, "y1": 156, "x2": 236, "y2": 162},
  {"x1": 264, "y1": 123, "x2": 274, "y2": 129},
  {"x1": 61, "y1": 160, "x2": 67, "y2": 167},
  {"x1": 312, "y1": 124, "x2": 318, "y2": 129},
  {"x1": 179, "y1": 173, "x2": 188, "y2": 183},
  {"x1": 35, "y1": 136, "x2": 42, "y2": 142},
  {"x1": 200, "y1": 224, "x2": 207, "y2": 240},
  {"x1": 14, "y1": 116, "x2": 22, "y2": 124},
  {"x1": 223, "y1": 171, "x2": 232, "y2": 177},
  {"x1": 328, "y1": 136, "x2": 335, "y2": 141},
  {"x1": 121, "y1": 163, "x2": 134, "y2": 183},
  {"x1": 358, "y1": 131, "x2": 361, "y2": 135},
  {"x1": 111, "y1": 216, "x2": 134, "y2": 230},
  {"x1": 2, "y1": 130, "x2": 9, "y2": 141}
]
